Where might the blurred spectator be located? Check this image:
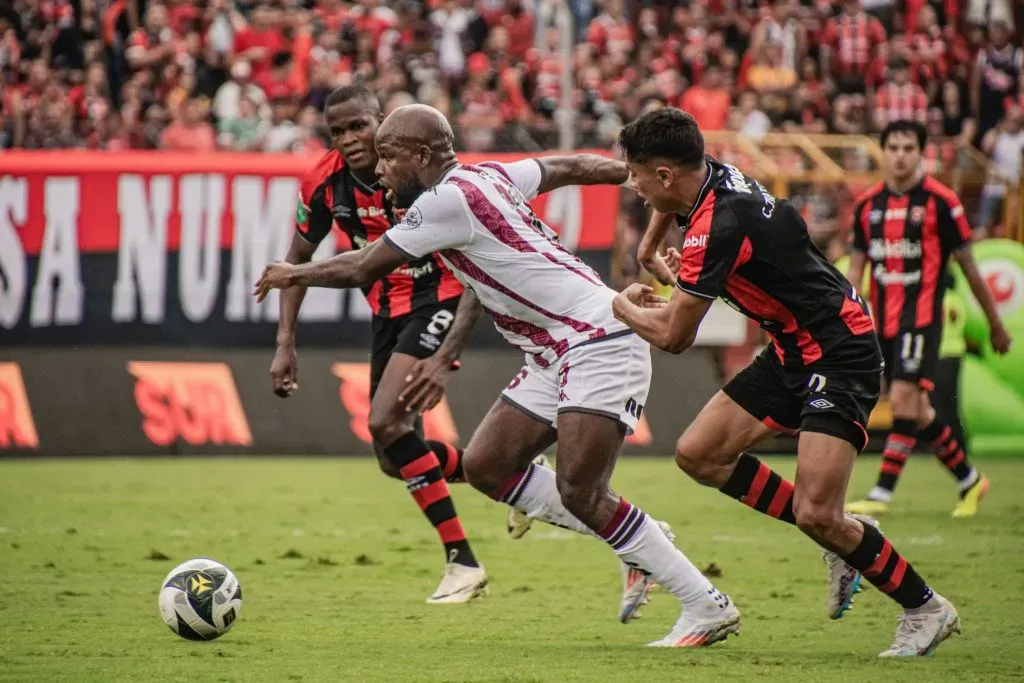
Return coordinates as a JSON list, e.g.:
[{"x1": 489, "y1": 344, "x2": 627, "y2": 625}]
[
  {"x1": 821, "y1": 0, "x2": 887, "y2": 94},
  {"x1": 161, "y1": 98, "x2": 216, "y2": 151},
  {"x1": 873, "y1": 59, "x2": 928, "y2": 131},
  {"x1": 679, "y1": 65, "x2": 731, "y2": 132},
  {"x1": 736, "y1": 90, "x2": 772, "y2": 140},
  {"x1": 214, "y1": 60, "x2": 269, "y2": 124},
  {"x1": 978, "y1": 105, "x2": 1024, "y2": 235},
  {"x1": 972, "y1": 20, "x2": 1023, "y2": 143}
]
